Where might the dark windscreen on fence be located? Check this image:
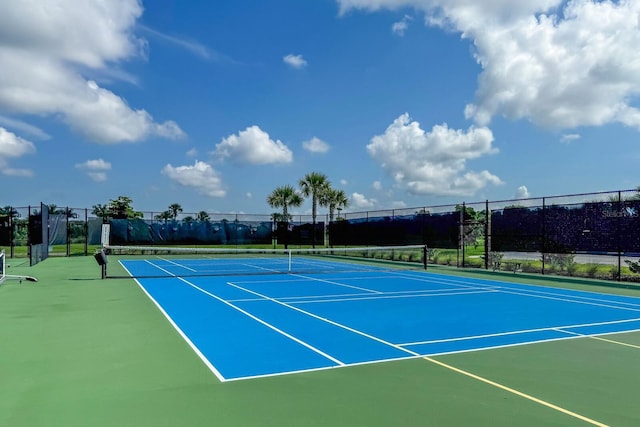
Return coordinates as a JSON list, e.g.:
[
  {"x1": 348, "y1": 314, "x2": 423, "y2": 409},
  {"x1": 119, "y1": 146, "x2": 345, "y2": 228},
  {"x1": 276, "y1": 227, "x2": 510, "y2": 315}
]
[
  {"x1": 28, "y1": 203, "x2": 49, "y2": 266},
  {"x1": 491, "y1": 200, "x2": 640, "y2": 254},
  {"x1": 328, "y1": 212, "x2": 458, "y2": 248},
  {"x1": 0, "y1": 215, "x2": 11, "y2": 246},
  {"x1": 490, "y1": 206, "x2": 543, "y2": 252},
  {"x1": 108, "y1": 218, "x2": 273, "y2": 246},
  {"x1": 275, "y1": 221, "x2": 324, "y2": 246},
  {"x1": 619, "y1": 200, "x2": 640, "y2": 254}
]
